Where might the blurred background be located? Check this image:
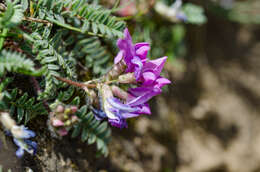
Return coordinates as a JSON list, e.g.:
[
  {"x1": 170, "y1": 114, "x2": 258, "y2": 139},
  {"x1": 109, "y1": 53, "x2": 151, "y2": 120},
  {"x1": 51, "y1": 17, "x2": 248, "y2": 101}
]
[
  {"x1": 2, "y1": 0, "x2": 260, "y2": 171},
  {"x1": 101, "y1": 0, "x2": 260, "y2": 172}
]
